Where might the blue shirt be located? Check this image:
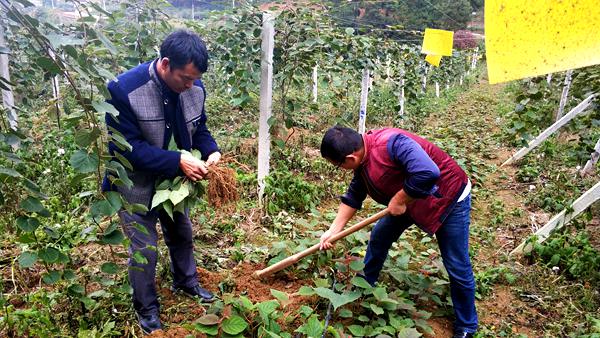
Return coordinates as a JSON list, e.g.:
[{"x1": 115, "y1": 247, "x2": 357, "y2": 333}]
[{"x1": 341, "y1": 133, "x2": 441, "y2": 209}]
